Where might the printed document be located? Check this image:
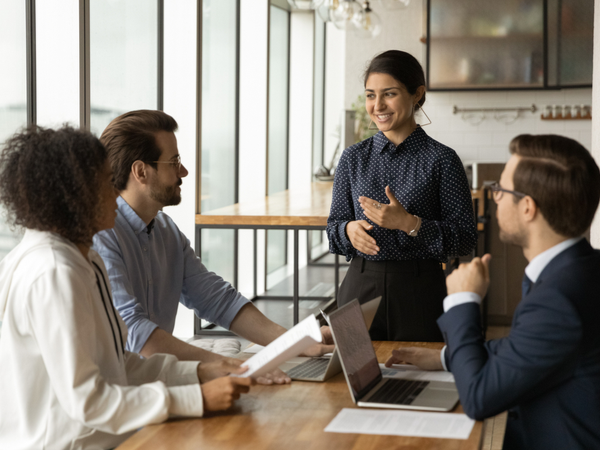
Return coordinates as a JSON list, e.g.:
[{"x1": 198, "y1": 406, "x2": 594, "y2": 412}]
[
  {"x1": 325, "y1": 408, "x2": 475, "y2": 440},
  {"x1": 234, "y1": 314, "x2": 322, "y2": 379}
]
